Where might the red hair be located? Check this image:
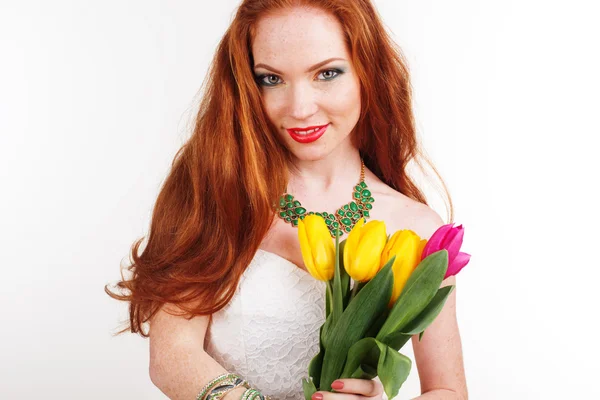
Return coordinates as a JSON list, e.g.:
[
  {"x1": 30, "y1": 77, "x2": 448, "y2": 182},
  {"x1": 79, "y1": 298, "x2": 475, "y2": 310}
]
[{"x1": 105, "y1": 0, "x2": 453, "y2": 337}]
